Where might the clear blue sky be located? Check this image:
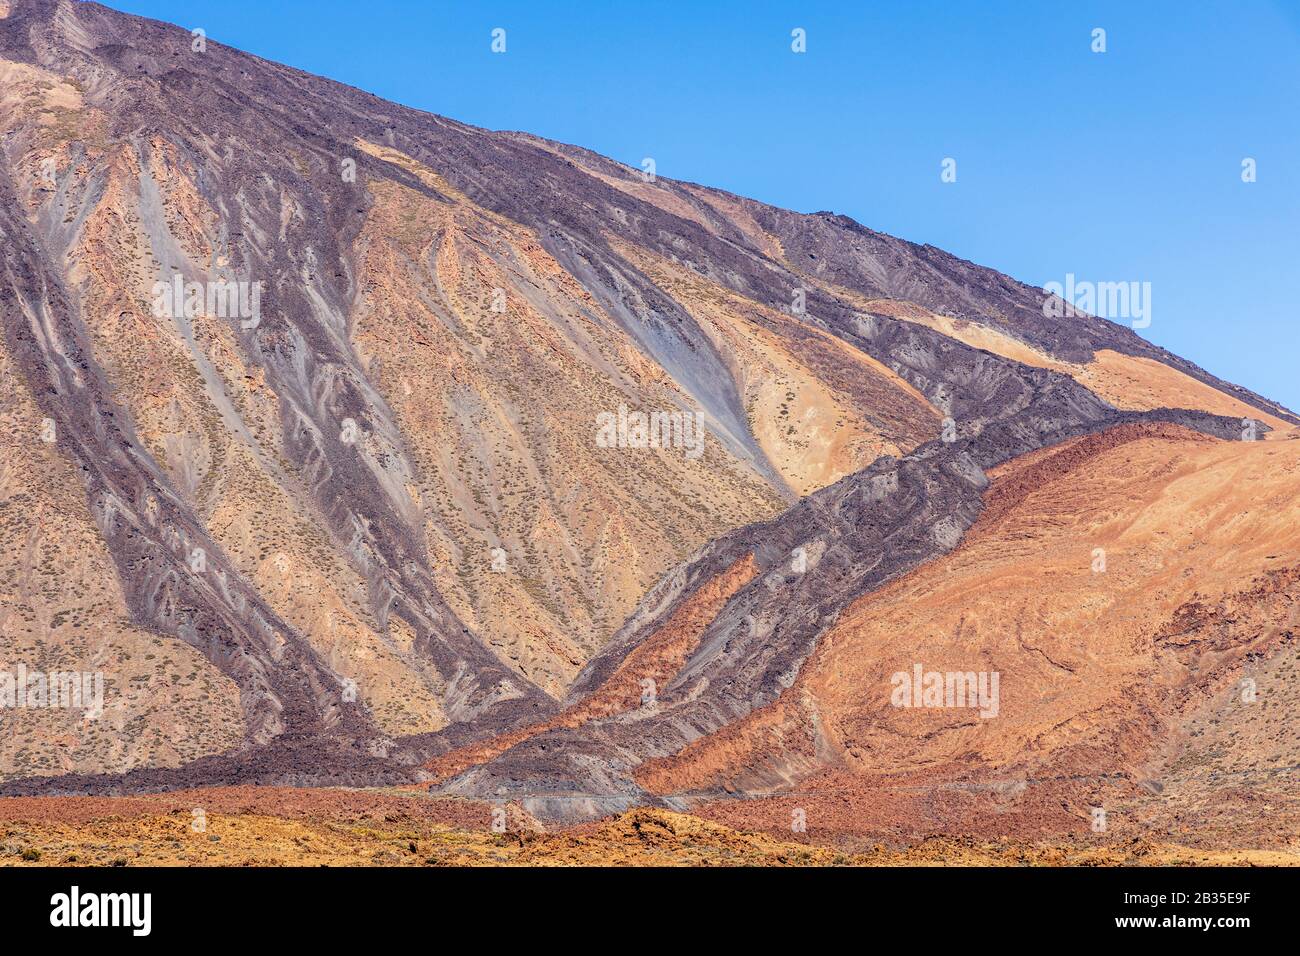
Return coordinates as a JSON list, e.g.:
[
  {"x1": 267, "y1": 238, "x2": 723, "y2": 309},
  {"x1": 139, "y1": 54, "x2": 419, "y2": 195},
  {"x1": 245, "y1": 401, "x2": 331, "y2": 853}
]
[{"x1": 104, "y1": 0, "x2": 1300, "y2": 410}]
